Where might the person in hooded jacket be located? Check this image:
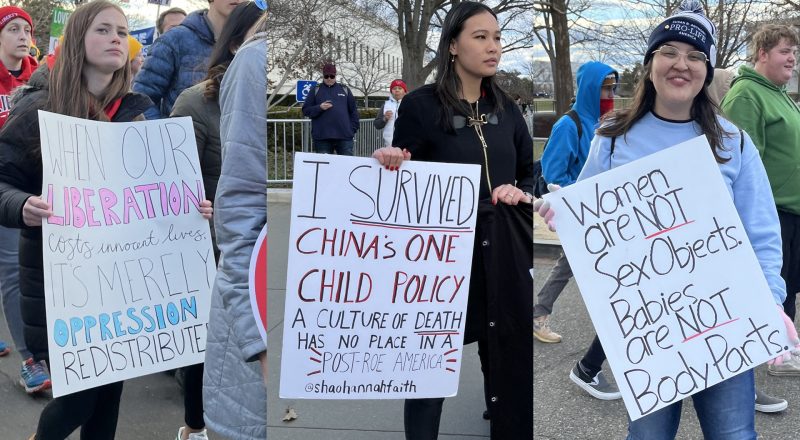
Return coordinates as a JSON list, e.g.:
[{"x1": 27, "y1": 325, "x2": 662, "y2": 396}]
[
  {"x1": 534, "y1": 61, "x2": 618, "y2": 348},
  {"x1": 372, "y1": 2, "x2": 533, "y2": 438},
  {"x1": 169, "y1": 3, "x2": 265, "y2": 439},
  {"x1": 0, "y1": 2, "x2": 212, "y2": 437},
  {"x1": 373, "y1": 79, "x2": 408, "y2": 147},
  {"x1": 133, "y1": 0, "x2": 245, "y2": 119},
  {"x1": 201, "y1": 10, "x2": 268, "y2": 440}
]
